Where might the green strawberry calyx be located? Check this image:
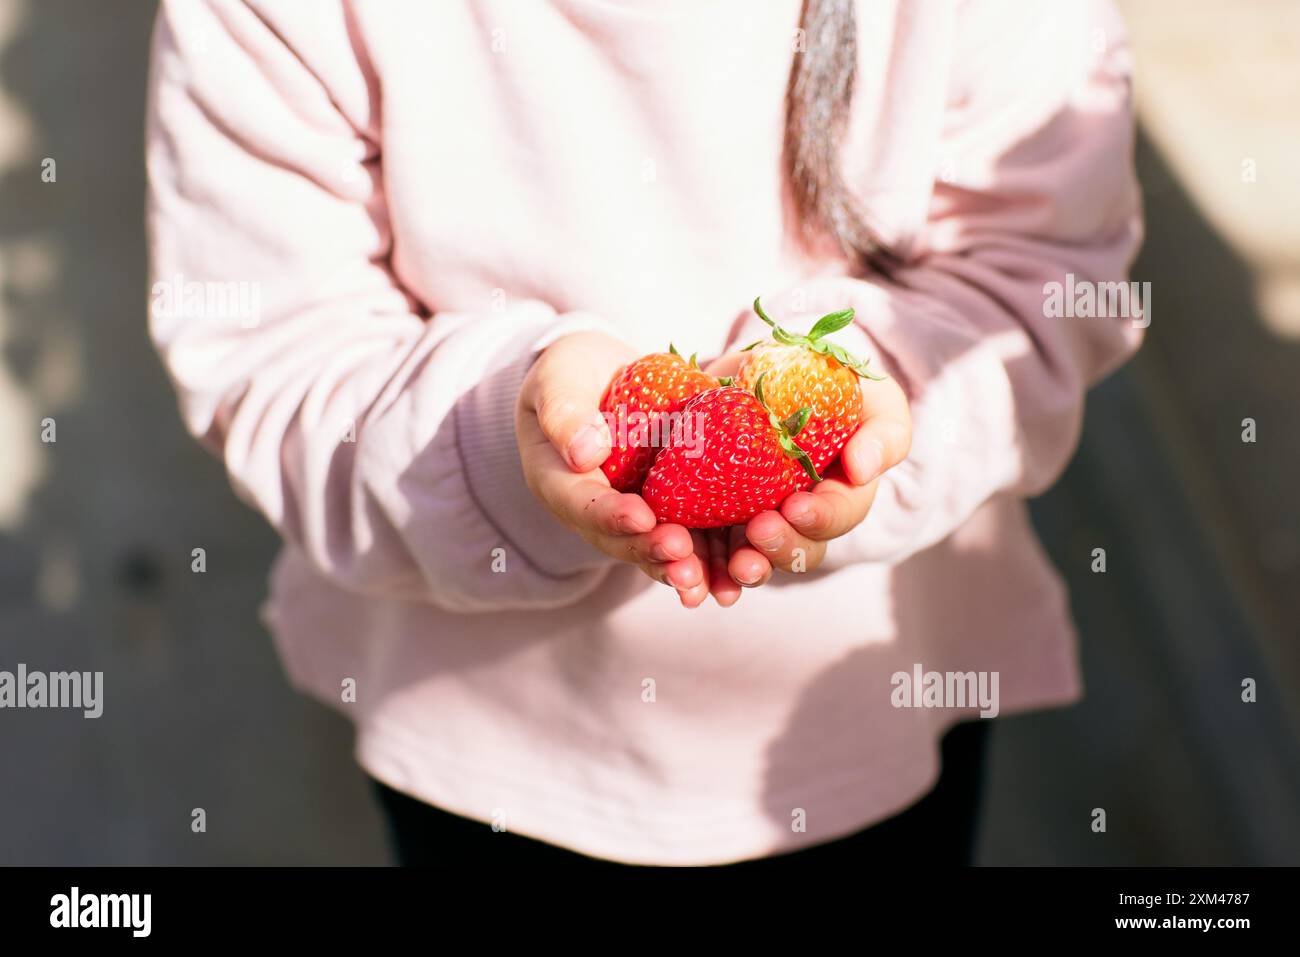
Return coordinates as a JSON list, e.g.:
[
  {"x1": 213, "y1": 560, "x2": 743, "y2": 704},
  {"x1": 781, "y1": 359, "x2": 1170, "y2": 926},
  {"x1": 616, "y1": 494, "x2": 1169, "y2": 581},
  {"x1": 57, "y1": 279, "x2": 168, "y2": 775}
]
[
  {"x1": 668, "y1": 342, "x2": 703, "y2": 370},
  {"x1": 746, "y1": 297, "x2": 887, "y2": 381},
  {"x1": 754, "y1": 373, "x2": 821, "y2": 483}
]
